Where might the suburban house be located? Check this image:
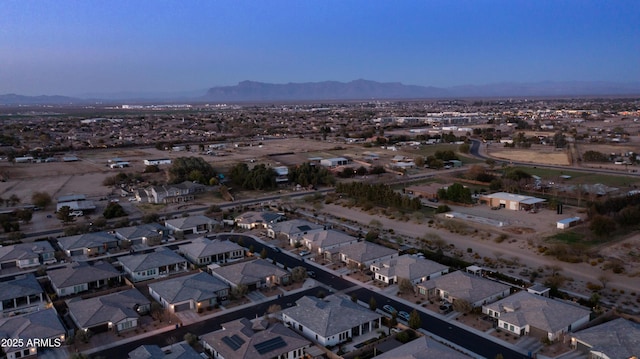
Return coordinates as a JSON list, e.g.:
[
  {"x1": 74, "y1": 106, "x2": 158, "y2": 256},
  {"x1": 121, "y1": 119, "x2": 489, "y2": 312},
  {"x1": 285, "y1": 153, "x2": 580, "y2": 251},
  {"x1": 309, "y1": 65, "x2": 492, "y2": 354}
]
[
  {"x1": 208, "y1": 258, "x2": 290, "y2": 291},
  {"x1": 178, "y1": 237, "x2": 245, "y2": 266},
  {"x1": 370, "y1": 254, "x2": 449, "y2": 285},
  {"x1": 374, "y1": 336, "x2": 469, "y2": 359},
  {"x1": 0, "y1": 308, "x2": 66, "y2": 359},
  {"x1": 334, "y1": 241, "x2": 397, "y2": 268},
  {"x1": 165, "y1": 215, "x2": 218, "y2": 236},
  {"x1": 0, "y1": 241, "x2": 56, "y2": 270},
  {"x1": 404, "y1": 183, "x2": 451, "y2": 200},
  {"x1": 56, "y1": 193, "x2": 96, "y2": 213},
  {"x1": 114, "y1": 223, "x2": 167, "y2": 247},
  {"x1": 118, "y1": 248, "x2": 188, "y2": 282},
  {"x1": 47, "y1": 261, "x2": 122, "y2": 297},
  {"x1": 281, "y1": 295, "x2": 382, "y2": 347},
  {"x1": 148, "y1": 271, "x2": 229, "y2": 313},
  {"x1": 479, "y1": 192, "x2": 546, "y2": 211},
  {"x1": 266, "y1": 219, "x2": 324, "y2": 245},
  {"x1": 0, "y1": 274, "x2": 47, "y2": 316},
  {"x1": 234, "y1": 211, "x2": 283, "y2": 229},
  {"x1": 67, "y1": 288, "x2": 150, "y2": 334},
  {"x1": 201, "y1": 318, "x2": 311, "y2": 359},
  {"x1": 143, "y1": 158, "x2": 171, "y2": 166},
  {"x1": 320, "y1": 157, "x2": 349, "y2": 168},
  {"x1": 128, "y1": 343, "x2": 202, "y2": 359},
  {"x1": 418, "y1": 270, "x2": 511, "y2": 307},
  {"x1": 483, "y1": 291, "x2": 591, "y2": 341},
  {"x1": 300, "y1": 230, "x2": 359, "y2": 256},
  {"x1": 570, "y1": 317, "x2": 640, "y2": 359},
  {"x1": 57, "y1": 231, "x2": 118, "y2": 257},
  {"x1": 138, "y1": 181, "x2": 205, "y2": 204}
]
